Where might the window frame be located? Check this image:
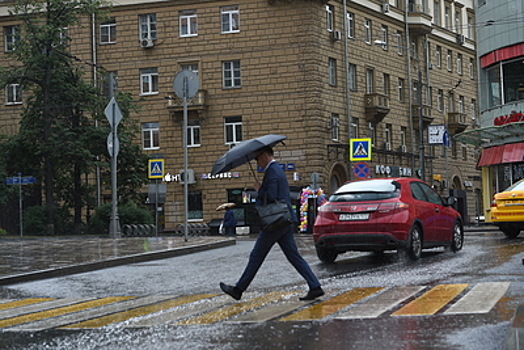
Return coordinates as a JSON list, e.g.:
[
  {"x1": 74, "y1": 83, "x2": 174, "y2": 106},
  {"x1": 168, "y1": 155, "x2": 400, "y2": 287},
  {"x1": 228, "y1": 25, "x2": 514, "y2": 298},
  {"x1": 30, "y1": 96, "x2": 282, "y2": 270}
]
[
  {"x1": 224, "y1": 116, "x2": 243, "y2": 144},
  {"x1": 326, "y1": 5, "x2": 334, "y2": 32},
  {"x1": 222, "y1": 60, "x2": 241, "y2": 88},
  {"x1": 364, "y1": 18, "x2": 371, "y2": 44},
  {"x1": 330, "y1": 113, "x2": 340, "y2": 141},
  {"x1": 4, "y1": 25, "x2": 18, "y2": 52},
  {"x1": 346, "y1": 12, "x2": 355, "y2": 38},
  {"x1": 187, "y1": 121, "x2": 201, "y2": 147},
  {"x1": 139, "y1": 14, "x2": 157, "y2": 40},
  {"x1": 221, "y1": 5, "x2": 239, "y2": 34},
  {"x1": 5, "y1": 83, "x2": 21, "y2": 105},
  {"x1": 180, "y1": 11, "x2": 198, "y2": 37},
  {"x1": 100, "y1": 18, "x2": 116, "y2": 44},
  {"x1": 328, "y1": 58, "x2": 337, "y2": 86},
  {"x1": 140, "y1": 68, "x2": 159, "y2": 95},
  {"x1": 142, "y1": 122, "x2": 160, "y2": 150}
]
